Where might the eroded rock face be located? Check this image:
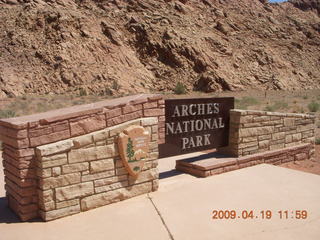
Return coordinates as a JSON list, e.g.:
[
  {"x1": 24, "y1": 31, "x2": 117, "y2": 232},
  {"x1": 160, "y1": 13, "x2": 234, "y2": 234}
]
[
  {"x1": 289, "y1": 0, "x2": 320, "y2": 14},
  {"x1": 0, "y1": 0, "x2": 320, "y2": 97}
]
